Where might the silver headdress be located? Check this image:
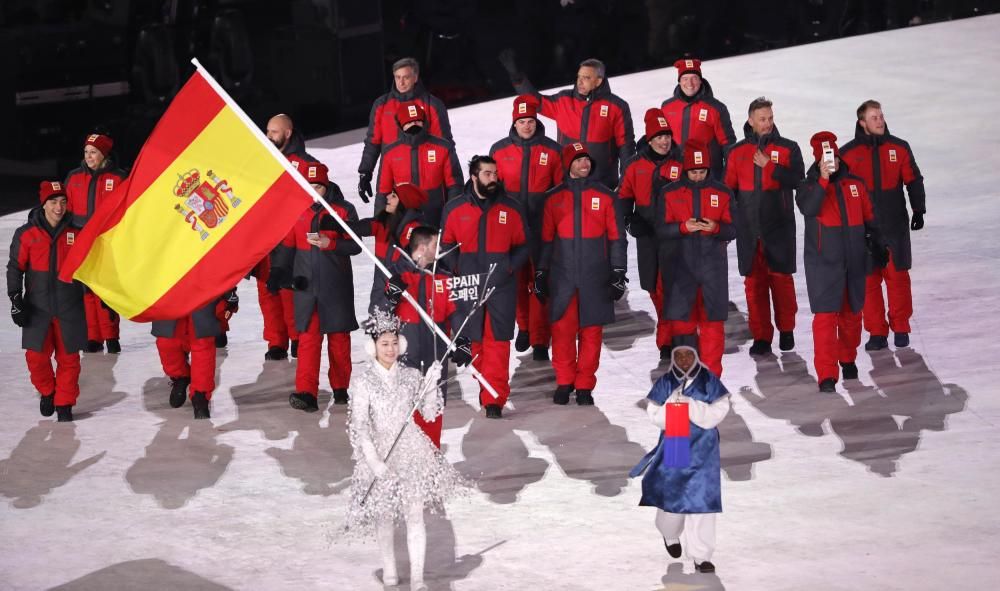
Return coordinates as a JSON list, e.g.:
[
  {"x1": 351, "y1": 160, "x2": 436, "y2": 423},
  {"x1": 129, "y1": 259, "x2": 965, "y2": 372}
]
[{"x1": 364, "y1": 308, "x2": 402, "y2": 339}]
